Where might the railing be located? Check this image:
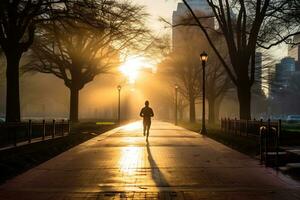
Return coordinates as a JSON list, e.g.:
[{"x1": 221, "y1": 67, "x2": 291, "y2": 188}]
[
  {"x1": 0, "y1": 119, "x2": 70, "y2": 149},
  {"x1": 221, "y1": 118, "x2": 282, "y2": 167},
  {"x1": 221, "y1": 118, "x2": 281, "y2": 138},
  {"x1": 259, "y1": 125, "x2": 280, "y2": 167}
]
